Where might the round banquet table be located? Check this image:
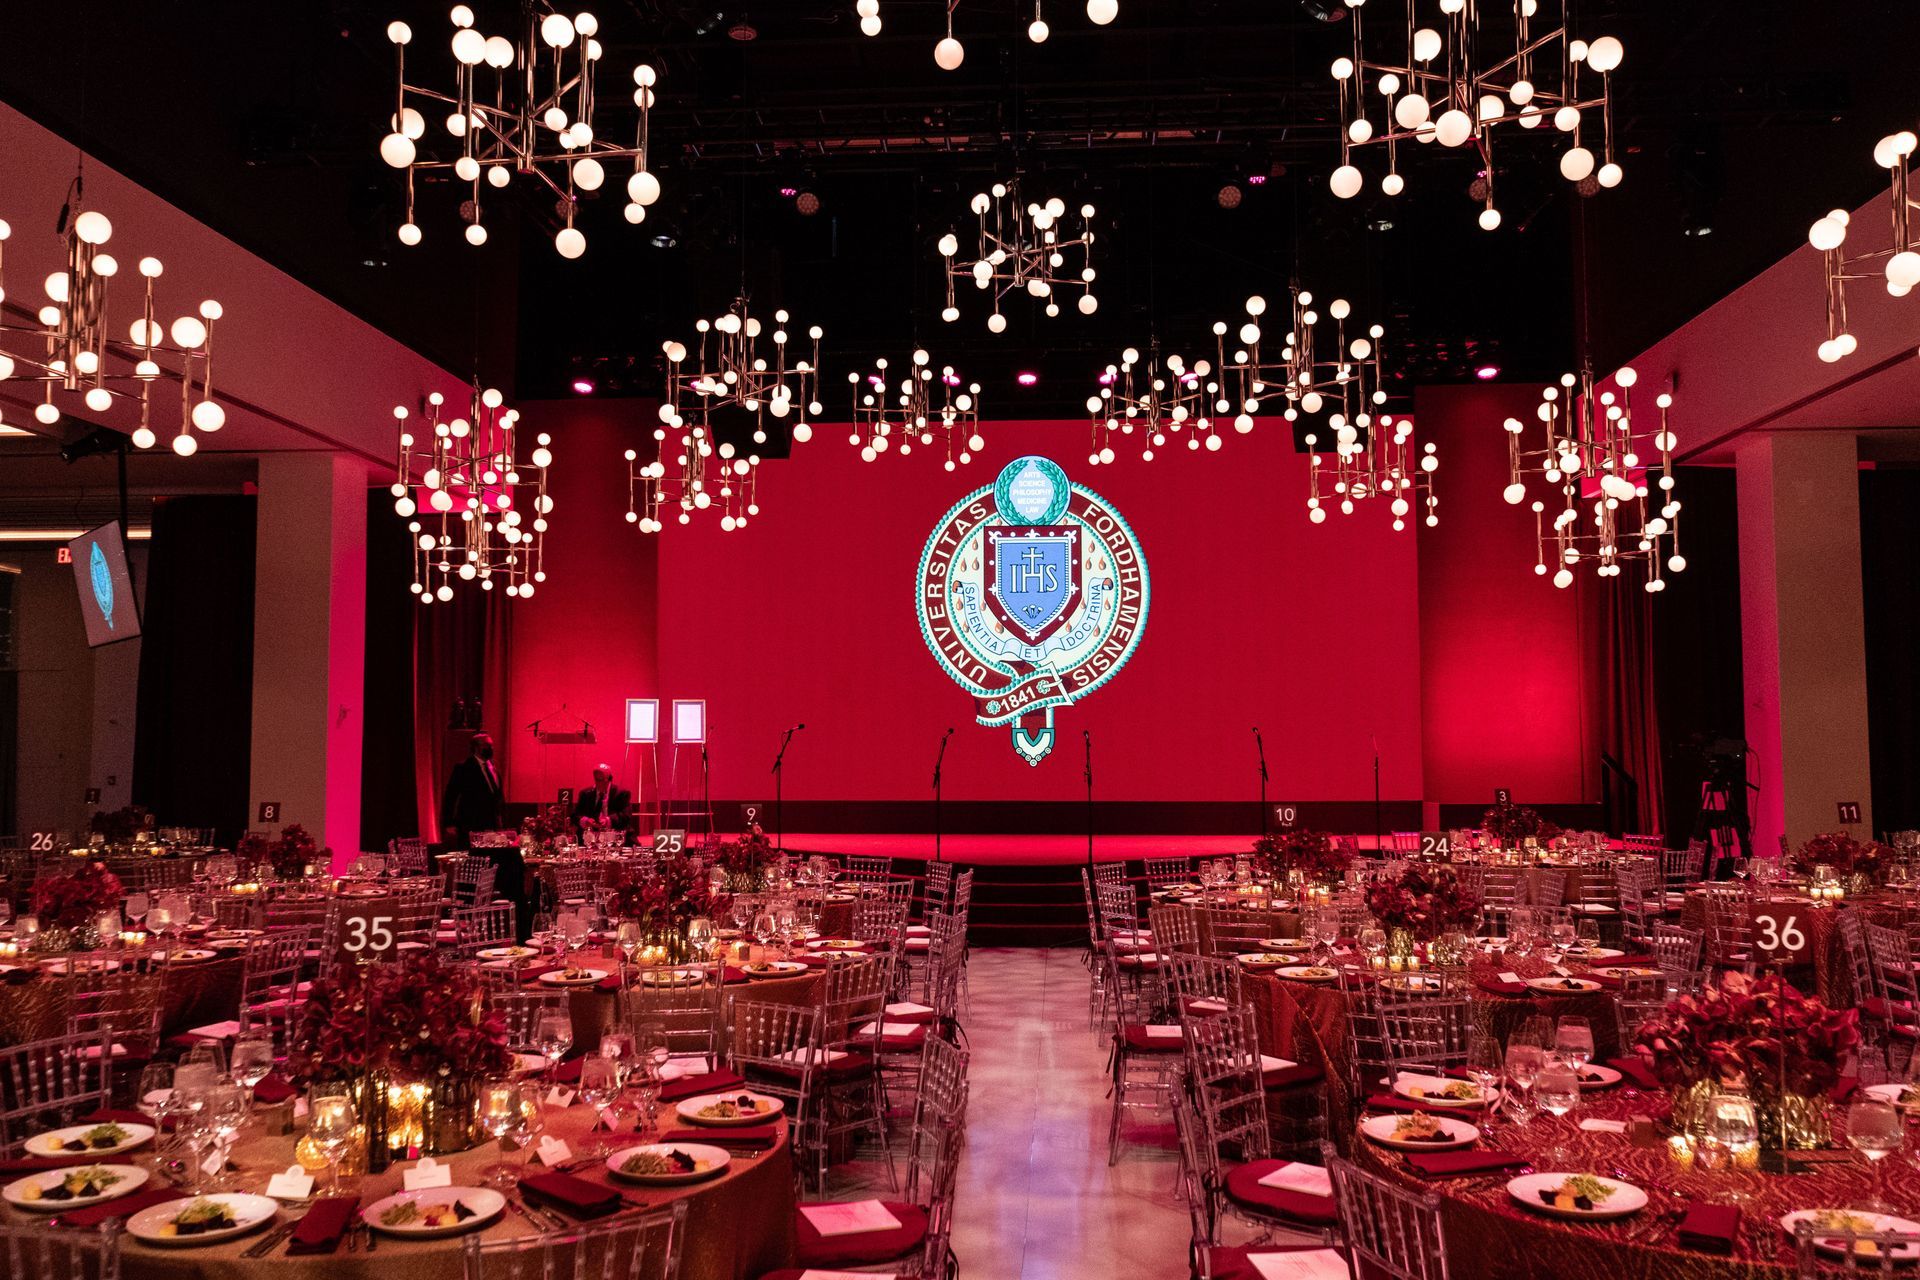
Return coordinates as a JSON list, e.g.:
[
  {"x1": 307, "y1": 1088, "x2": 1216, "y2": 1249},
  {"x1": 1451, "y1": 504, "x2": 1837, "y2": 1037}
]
[
  {"x1": 1352, "y1": 1082, "x2": 1903, "y2": 1280},
  {"x1": 1680, "y1": 889, "x2": 1920, "y2": 1007},
  {"x1": 0, "y1": 1098, "x2": 796, "y2": 1279},
  {"x1": 0, "y1": 954, "x2": 243, "y2": 1047},
  {"x1": 523, "y1": 859, "x2": 858, "y2": 940},
  {"x1": 1245, "y1": 948, "x2": 1625, "y2": 1149}
]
